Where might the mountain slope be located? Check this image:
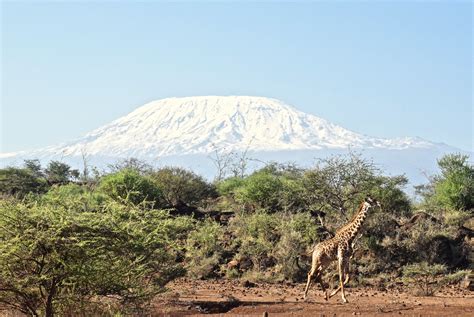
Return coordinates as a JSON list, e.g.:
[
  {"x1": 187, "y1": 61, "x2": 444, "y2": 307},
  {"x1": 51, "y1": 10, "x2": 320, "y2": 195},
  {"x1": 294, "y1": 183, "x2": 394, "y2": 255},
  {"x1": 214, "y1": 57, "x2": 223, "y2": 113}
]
[
  {"x1": 1, "y1": 96, "x2": 467, "y2": 189},
  {"x1": 6, "y1": 96, "x2": 437, "y2": 159}
]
